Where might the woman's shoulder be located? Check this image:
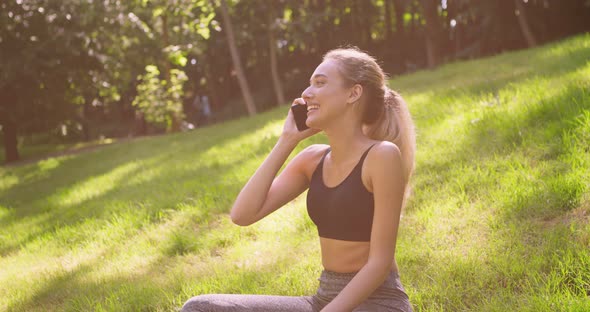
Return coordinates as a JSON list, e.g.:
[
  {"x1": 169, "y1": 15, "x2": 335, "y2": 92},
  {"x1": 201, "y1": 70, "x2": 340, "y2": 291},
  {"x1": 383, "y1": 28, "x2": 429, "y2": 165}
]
[
  {"x1": 299, "y1": 143, "x2": 330, "y2": 155},
  {"x1": 366, "y1": 141, "x2": 402, "y2": 171},
  {"x1": 292, "y1": 144, "x2": 331, "y2": 177},
  {"x1": 298, "y1": 144, "x2": 331, "y2": 164},
  {"x1": 369, "y1": 140, "x2": 400, "y2": 152}
]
